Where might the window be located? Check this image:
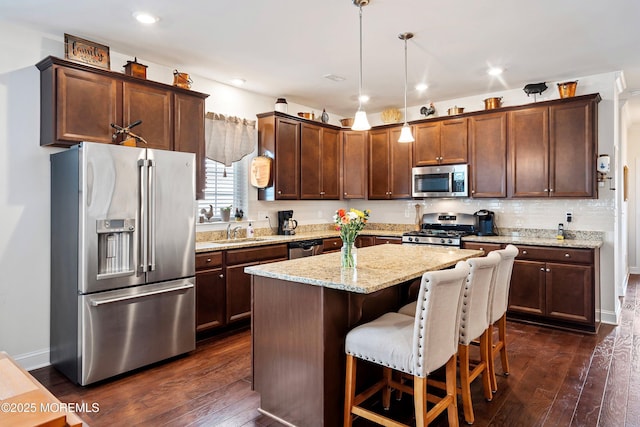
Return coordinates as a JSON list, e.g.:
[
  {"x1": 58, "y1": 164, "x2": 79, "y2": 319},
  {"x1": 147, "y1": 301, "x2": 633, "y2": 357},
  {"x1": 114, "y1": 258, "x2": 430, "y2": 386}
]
[{"x1": 197, "y1": 158, "x2": 247, "y2": 221}]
